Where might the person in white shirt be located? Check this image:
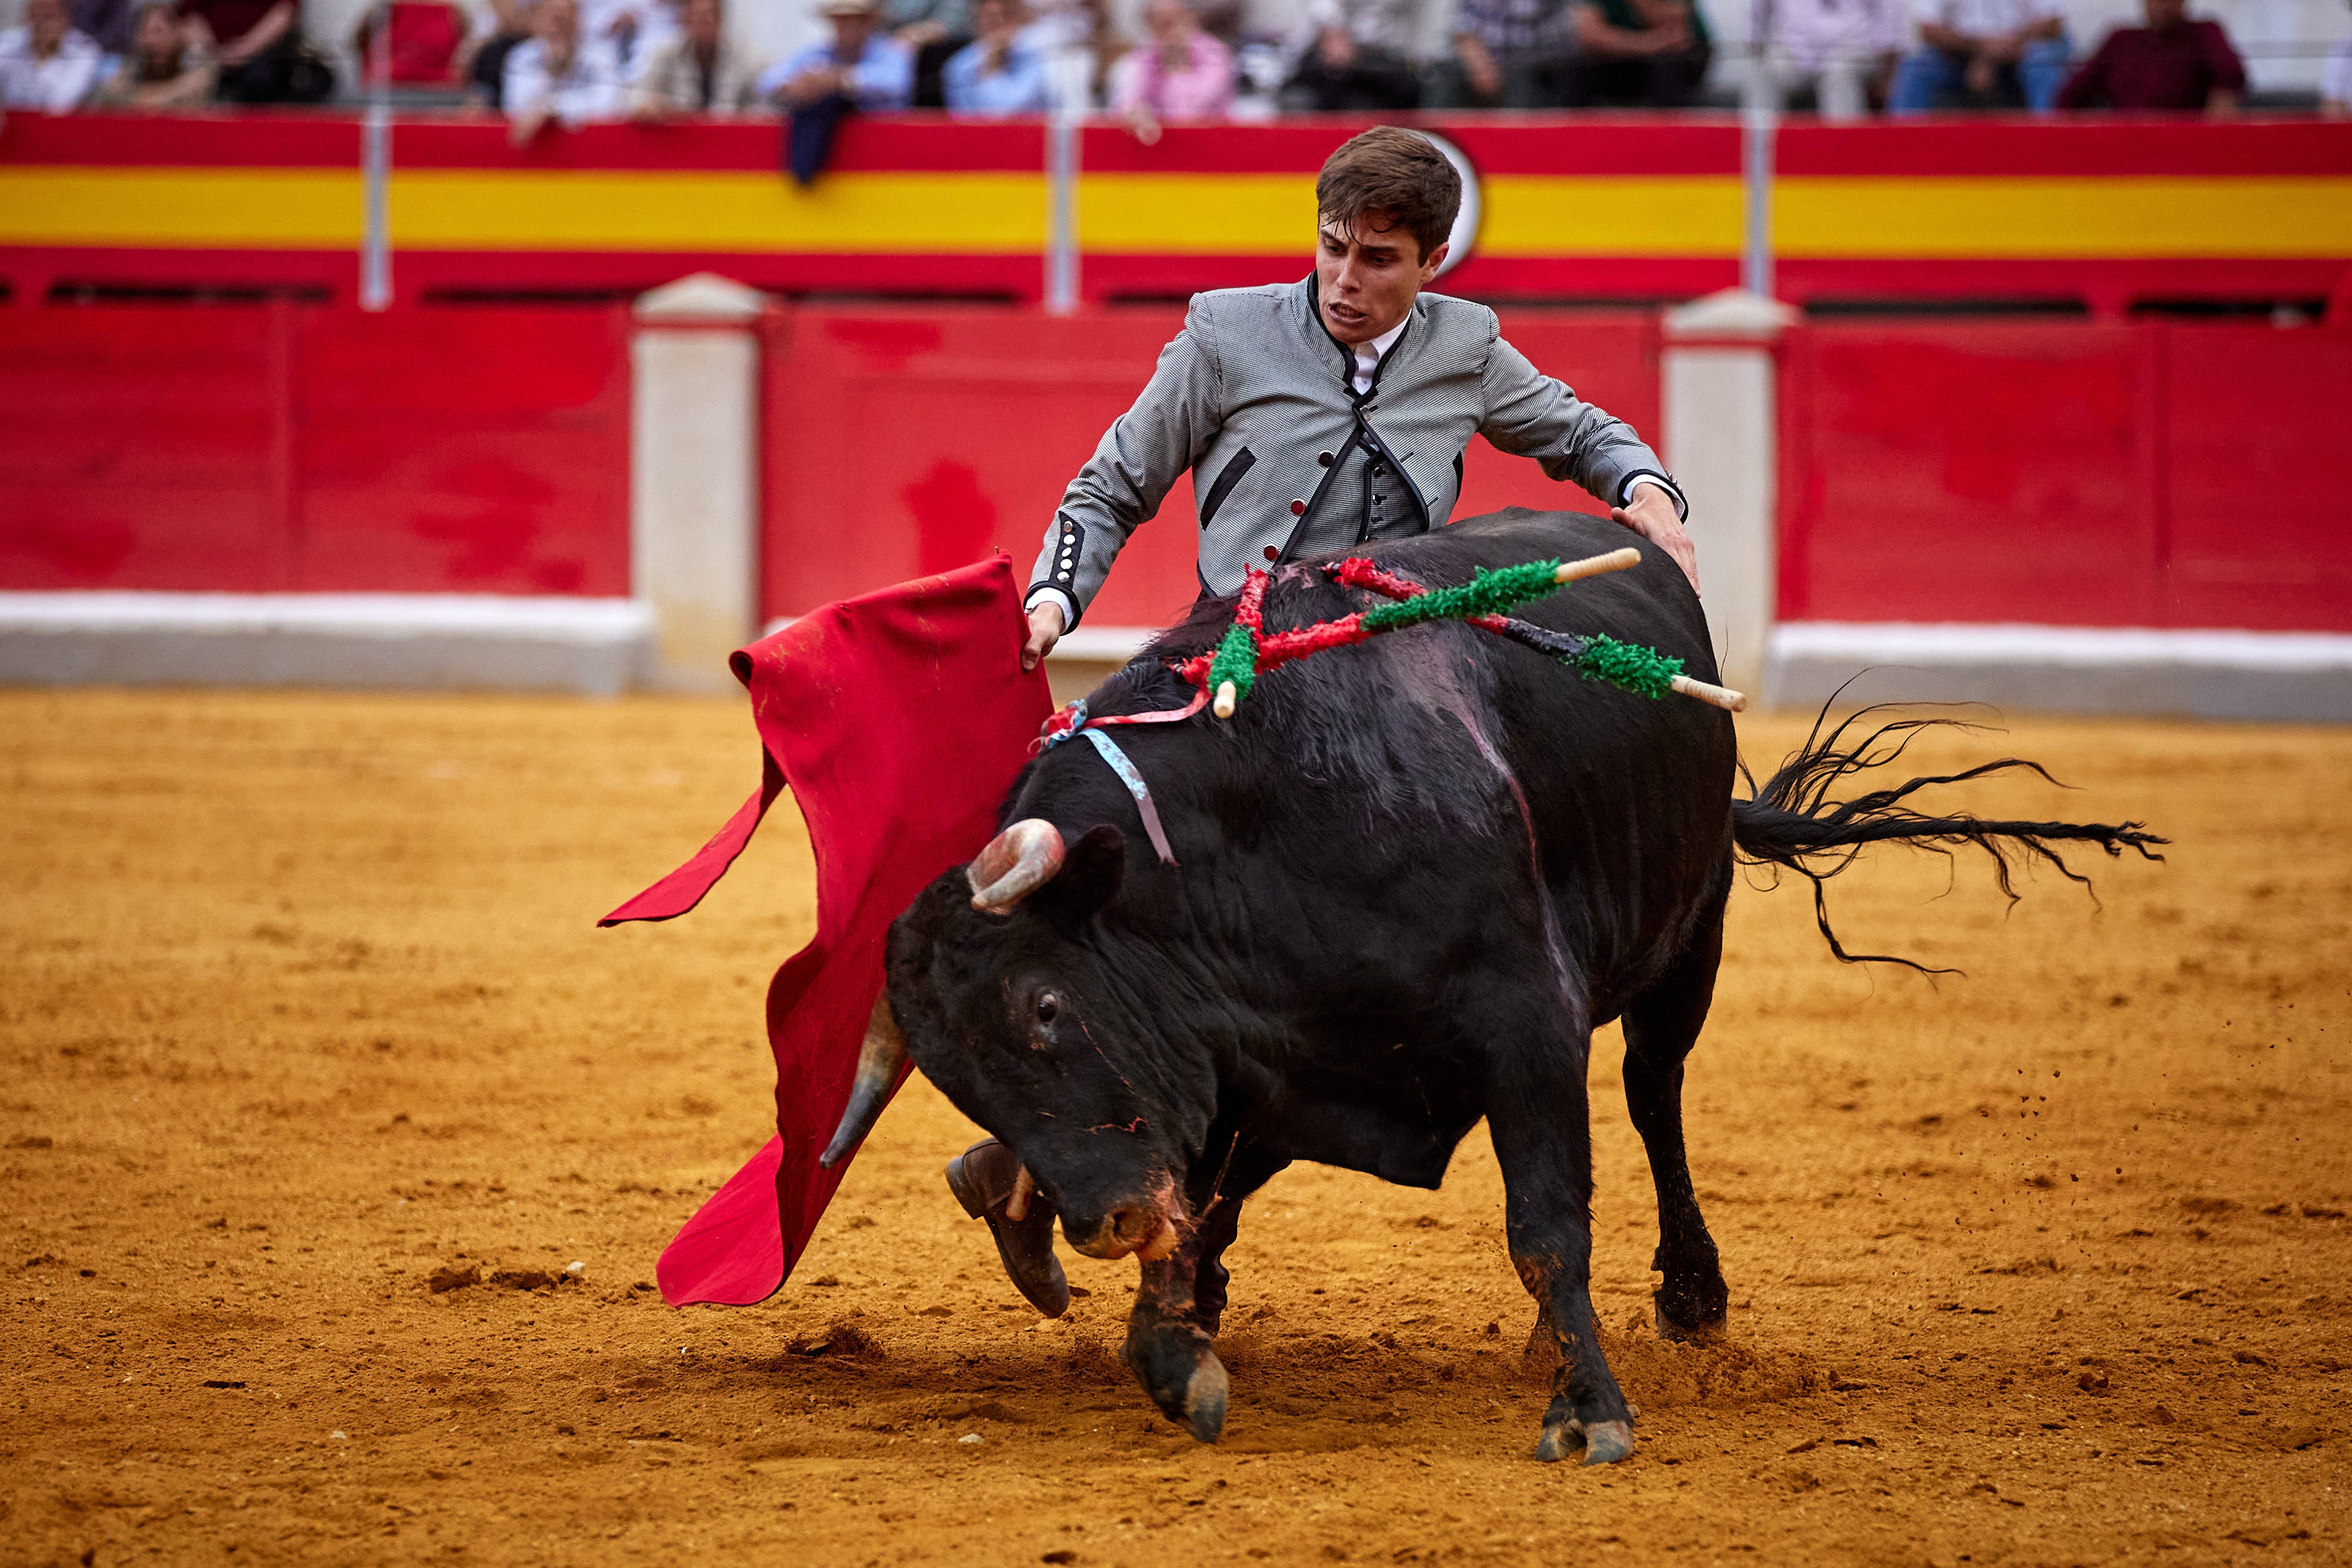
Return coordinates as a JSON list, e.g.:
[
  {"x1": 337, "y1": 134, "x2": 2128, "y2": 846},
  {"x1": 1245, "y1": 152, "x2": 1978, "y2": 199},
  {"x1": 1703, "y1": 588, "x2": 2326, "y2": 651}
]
[
  {"x1": 1755, "y1": 0, "x2": 1903, "y2": 117},
  {"x1": 0, "y1": 0, "x2": 105, "y2": 111},
  {"x1": 580, "y1": 0, "x2": 676, "y2": 83},
  {"x1": 1889, "y1": 0, "x2": 2069, "y2": 111},
  {"x1": 2321, "y1": 1, "x2": 2350, "y2": 115},
  {"x1": 503, "y1": 0, "x2": 625, "y2": 140}
]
